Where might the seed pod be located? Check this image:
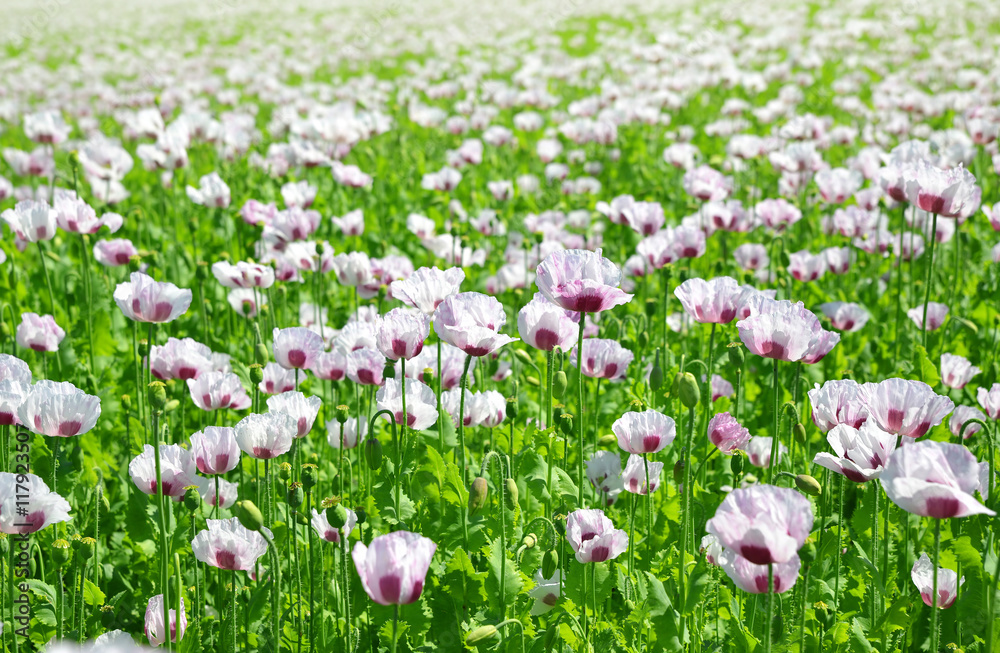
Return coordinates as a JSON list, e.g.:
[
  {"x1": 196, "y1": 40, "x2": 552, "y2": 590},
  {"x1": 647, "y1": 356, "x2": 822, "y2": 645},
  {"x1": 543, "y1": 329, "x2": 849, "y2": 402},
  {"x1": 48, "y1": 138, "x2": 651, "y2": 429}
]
[
  {"x1": 383, "y1": 362, "x2": 396, "y2": 379},
  {"x1": 422, "y1": 367, "x2": 435, "y2": 383},
  {"x1": 249, "y1": 364, "x2": 264, "y2": 385},
  {"x1": 354, "y1": 507, "x2": 367, "y2": 525},
  {"x1": 301, "y1": 464, "x2": 318, "y2": 490},
  {"x1": 287, "y1": 482, "x2": 304, "y2": 508},
  {"x1": 52, "y1": 540, "x2": 72, "y2": 567},
  {"x1": 525, "y1": 375, "x2": 540, "y2": 387},
  {"x1": 137, "y1": 339, "x2": 150, "y2": 358},
  {"x1": 637, "y1": 331, "x2": 649, "y2": 350},
  {"x1": 328, "y1": 504, "x2": 349, "y2": 529},
  {"x1": 335, "y1": 405, "x2": 350, "y2": 424},
  {"x1": 730, "y1": 452, "x2": 744, "y2": 476},
  {"x1": 678, "y1": 372, "x2": 700, "y2": 408},
  {"x1": 558, "y1": 412, "x2": 574, "y2": 436},
  {"x1": 645, "y1": 299, "x2": 657, "y2": 317},
  {"x1": 552, "y1": 370, "x2": 568, "y2": 398},
  {"x1": 673, "y1": 458, "x2": 685, "y2": 485},
  {"x1": 234, "y1": 500, "x2": 264, "y2": 532},
  {"x1": 277, "y1": 462, "x2": 292, "y2": 481},
  {"x1": 542, "y1": 549, "x2": 559, "y2": 578},
  {"x1": 795, "y1": 474, "x2": 822, "y2": 497},
  {"x1": 100, "y1": 605, "x2": 115, "y2": 628},
  {"x1": 183, "y1": 486, "x2": 202, "y2": 512},
  {"x1": 505, "y1": 478, "x2": 519, "y2": 511},
  {"x1": 649, "y1": 350, "x2": 663, "y2": 392},
  {"x1": 506, "y1": 396, "x2": 518, "y2": 420},
  {"x1": 467, "y1": 625, "x2": 498, "y2": 645},
  {"x1": 365, "y1": 438, "x2": 383, "y2": 470},
  {"x1": 469, "y1": 477, "x2": 489, "y2": 516},
  {"x1": 147, "y1": 381, "x2": 167, "y2": 410},
  {"x1": 79, "y1": 537, "x2": 96, "y2": 561}
]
